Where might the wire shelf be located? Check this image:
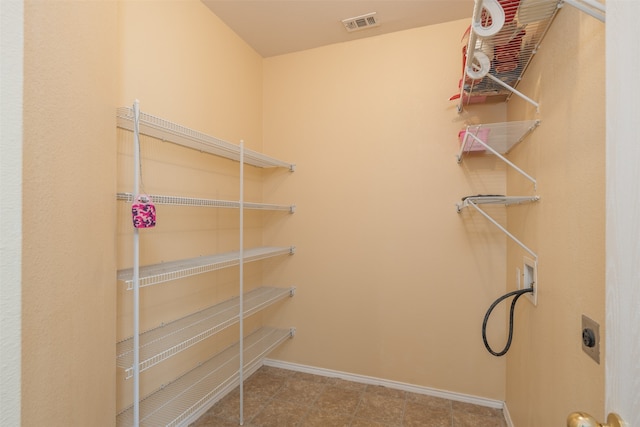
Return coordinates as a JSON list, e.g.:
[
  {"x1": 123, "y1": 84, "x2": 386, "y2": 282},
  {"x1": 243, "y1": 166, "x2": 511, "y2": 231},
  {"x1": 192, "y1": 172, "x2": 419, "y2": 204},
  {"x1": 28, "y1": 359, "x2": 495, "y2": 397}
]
[
  {"x1": 457, "y1": 195, "x2": 540, "y2": 211},
  {"x1": 457, "y1": 119, "x2": 540, "y2": 157},
  {"x1": 117, "y1": 286, "x2": 294, "y2": 378},
  {"x1": 456, "y1": 119, "x2": 540, "y2": 188},
  {"x1": 117, "y1": 107, "x2": 295, "y2": 171},
  {"x1": 456, "y1": 195, "x2": 540, "y2": 259},
  {"x1": 116, "y1": 327, "x2": 294, "y2": 427},
  {"x1": 455, "y1": 0, "x2": 562, "y2": 110},
  {"x1": 117, "y1": 246, "x2": 295, "y2": 290},
  {"x1": 117, "y1": 192, "x2": 294, "y2": 213}
]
